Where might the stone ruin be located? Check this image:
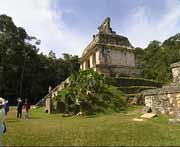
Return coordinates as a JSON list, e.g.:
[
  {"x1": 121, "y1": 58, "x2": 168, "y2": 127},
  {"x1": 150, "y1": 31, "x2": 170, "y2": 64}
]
[
  {"x1": 35, "y1": 78, "x2": 70, "y2": 114},
  {"x1": 80, "y1": 17, "x2": 140, "y2": 77},
  {"x1": 143, "y1": 61, "x2": 180, "y2": 116}
]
